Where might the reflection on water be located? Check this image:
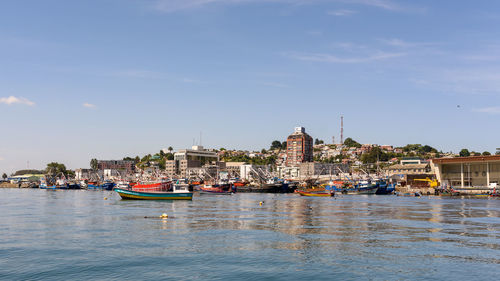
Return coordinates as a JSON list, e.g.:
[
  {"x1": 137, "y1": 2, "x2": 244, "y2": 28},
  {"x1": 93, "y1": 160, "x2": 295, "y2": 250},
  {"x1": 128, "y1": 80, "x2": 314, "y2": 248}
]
[{"x1": 0, "y1": 189, "x2": 499, "y2": 280}]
